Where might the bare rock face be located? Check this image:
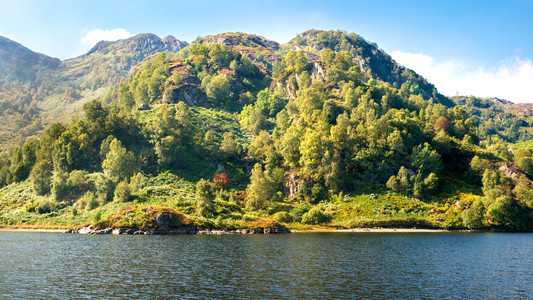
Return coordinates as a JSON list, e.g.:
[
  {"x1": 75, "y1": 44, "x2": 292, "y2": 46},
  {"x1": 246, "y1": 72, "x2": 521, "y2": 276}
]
[
  {"x1": 310, "y1": 62, "x2": 326, "y2": 81},
  {"x1": 164, "y1": 84, "x2": 208, "y2": 106},
  {"x1": 286, "y1": 173, "x2": 300, "y2": 199},
  {"x1": 155, "y1": 212, "x2": 172, "y2": 230},
  {"x1": 499, "y1": 163, "x2": 522, "y2": 180}
]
